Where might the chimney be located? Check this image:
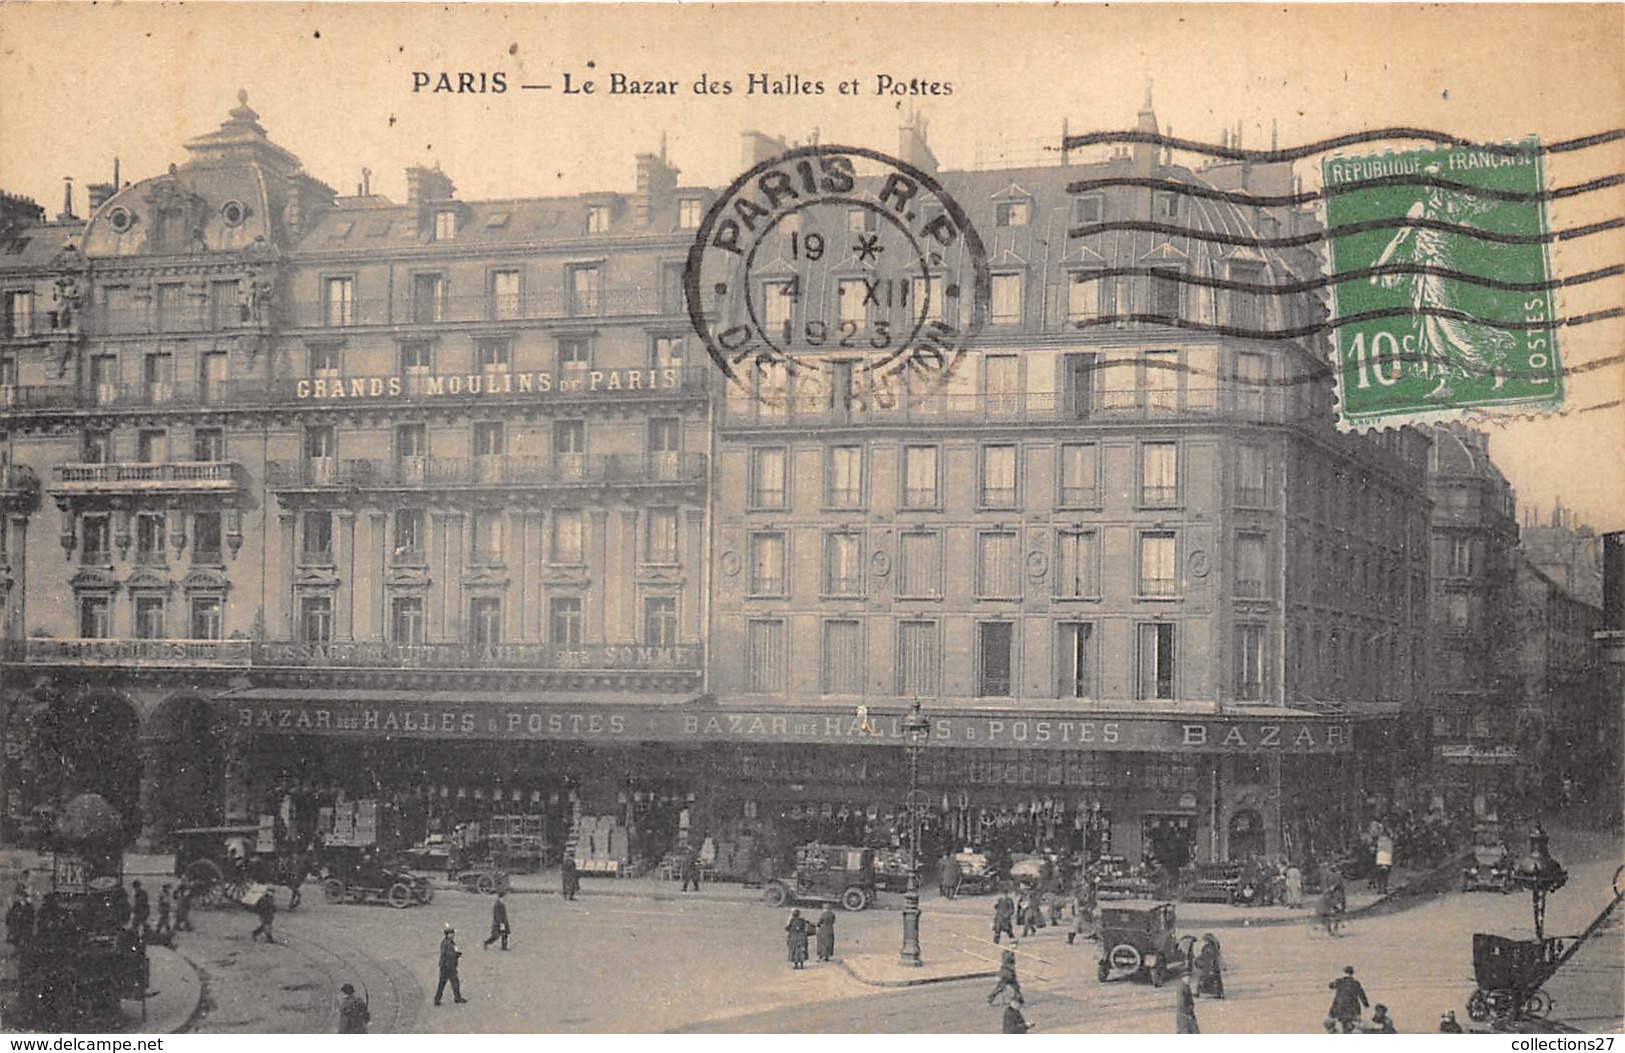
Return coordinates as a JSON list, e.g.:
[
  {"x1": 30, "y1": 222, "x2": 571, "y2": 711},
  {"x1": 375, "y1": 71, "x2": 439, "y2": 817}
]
[
  {"x1": 634, "y1": 148, "x2": 680, "y2": 227},
  {"x1": 362, "y1": 168, "x2": 372, "y2": 196},
  {"x1": 57, "y1": 177, "x2": 76, "y2": 223},
  {"x1": 405, "y1": 164, "x2": 456, "y2": 206},
  {"x1": 1132, "y1": 81, "x2": 1158, "y2": 218},
  {"x1": 897, "y1": 113, "x2": 939, "y2": 176},
  {"x1": 87, "y1": 182, "x2": 116, "y2": 211},
  {"x1": 740, "y1": 131, "x2": 789, "y2": 171}
]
